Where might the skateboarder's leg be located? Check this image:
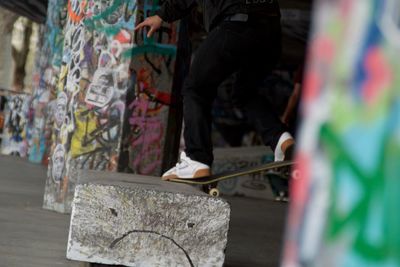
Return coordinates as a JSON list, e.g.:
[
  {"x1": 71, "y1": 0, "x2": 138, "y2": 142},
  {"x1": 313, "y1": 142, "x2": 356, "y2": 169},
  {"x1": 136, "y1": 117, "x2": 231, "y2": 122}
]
[
  {"x1": 231, "y1": 42, "x2": 295, "y2": 160},
  {"x1": 163, "y1": 23, "x2": 240, "y2": 179},
  {"x1": 163, "y1": 19, "x2": 288, "y2": 179},
  {"x1": 232, "y1": 70, "x2": 293, "y2": 198},
  {"x1": 182, "y1": 20, "x2": 289, "y2": 166},
  {"x1": 233, "y1": 71, "x2": 285, "y2": 144}
]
